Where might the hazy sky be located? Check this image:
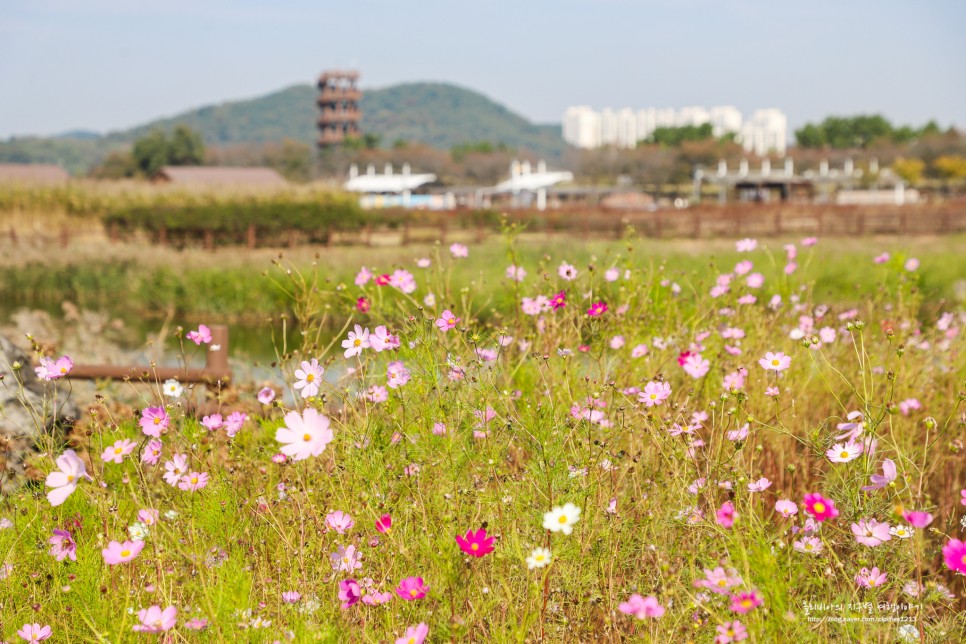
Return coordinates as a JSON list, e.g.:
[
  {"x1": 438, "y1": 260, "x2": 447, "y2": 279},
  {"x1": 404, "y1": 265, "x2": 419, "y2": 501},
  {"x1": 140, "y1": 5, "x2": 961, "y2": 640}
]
[{"x1": 1, "y1": 0, "x2": 964, "y2": 138}]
